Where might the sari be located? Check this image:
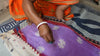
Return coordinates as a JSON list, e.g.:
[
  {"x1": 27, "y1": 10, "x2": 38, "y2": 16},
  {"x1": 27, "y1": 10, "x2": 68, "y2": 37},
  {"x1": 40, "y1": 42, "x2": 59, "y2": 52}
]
[
  {"x1": 8, "y1": 0, "x2": 100, "y2": 56},
  {"x1": 9, "y1": 0, "x2": 79, "y2": 21}
]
